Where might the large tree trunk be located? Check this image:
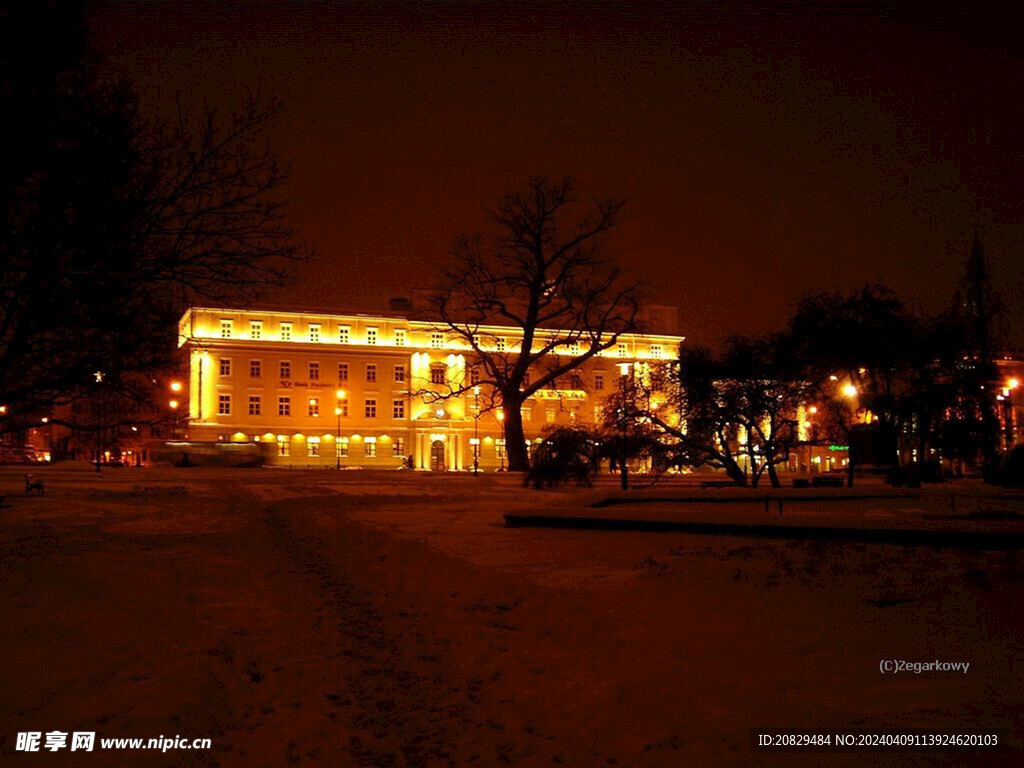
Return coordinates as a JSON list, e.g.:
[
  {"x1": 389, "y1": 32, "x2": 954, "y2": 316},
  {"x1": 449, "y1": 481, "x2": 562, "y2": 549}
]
[
  {"x1": 767, "y1": 462, "x2": 781, "y2": 488},
  {"x1": 502, "y1": 396, "x2": 529, "y2": 472},
  {"x1": 721, "y1": 455, "x2": 748, "y2": 486}
]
